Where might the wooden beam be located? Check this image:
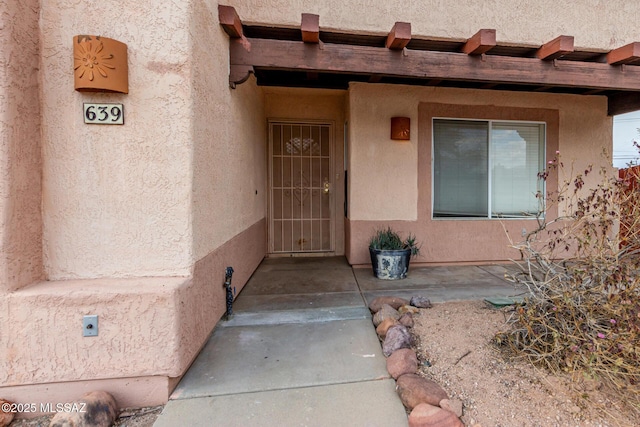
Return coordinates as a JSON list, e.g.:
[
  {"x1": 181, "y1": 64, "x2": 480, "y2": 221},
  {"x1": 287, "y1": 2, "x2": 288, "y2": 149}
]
[
  {"x1": 229, "y1": 37, "x2": 640, "y2": 92},
  {"x1": 229, "y1": 65, "x2": 253, "y2": 88},
  {"x1": 608, "y1": 42, "x2": 640, "y2": 65},
  {"x1": 386, "y1": 22, "x2": 411, "y2": 50},
  {"x1": 536, "y1": 35, "x2": 574, "y2": 60},
  {"x1": 301, "y1": 13, "x2": 320, "y2": 43},
  {"x1": 462, "y1": 29, "x2": 496, "y2": 55},
  {"x1": 608, "y1": 92, "x2": 640, "y2": 116},
  {"x1": 583, "y1": 89, "x2": 605, "y2": 95},
  {"x1": 218, "y1": 5, "x2": 243, "y2": 38}
]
